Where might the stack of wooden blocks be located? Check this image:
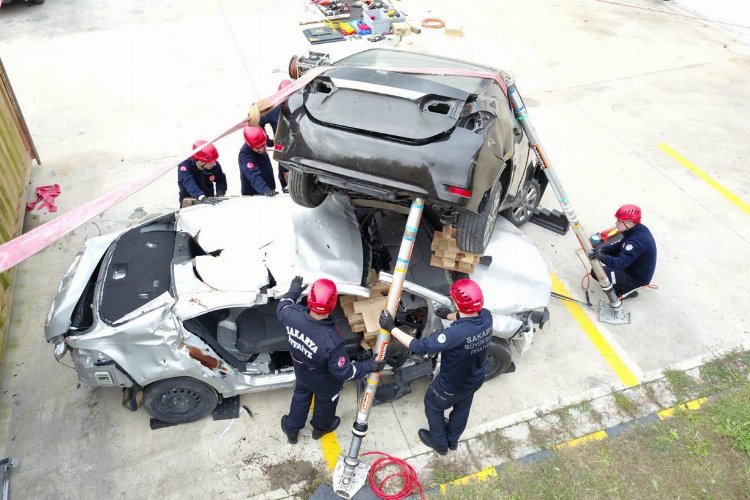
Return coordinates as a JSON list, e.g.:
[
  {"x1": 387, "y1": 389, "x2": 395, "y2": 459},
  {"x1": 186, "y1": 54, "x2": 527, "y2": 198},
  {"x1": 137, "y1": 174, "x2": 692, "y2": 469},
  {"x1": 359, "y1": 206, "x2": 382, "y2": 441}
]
[
  {"x1": 429, "y1": 225, "x2": 481, "y2": 274},
  {"x1": 340, "y1": 274, "x2": 391, "y2": 348}
]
